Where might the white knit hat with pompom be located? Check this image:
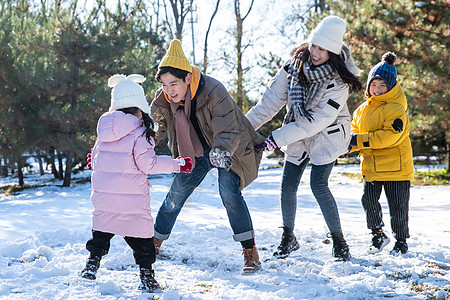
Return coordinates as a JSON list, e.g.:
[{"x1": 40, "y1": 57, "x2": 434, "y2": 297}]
[{"x1": 108, "y1": 74, "x2": 150, "y2": 114}]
